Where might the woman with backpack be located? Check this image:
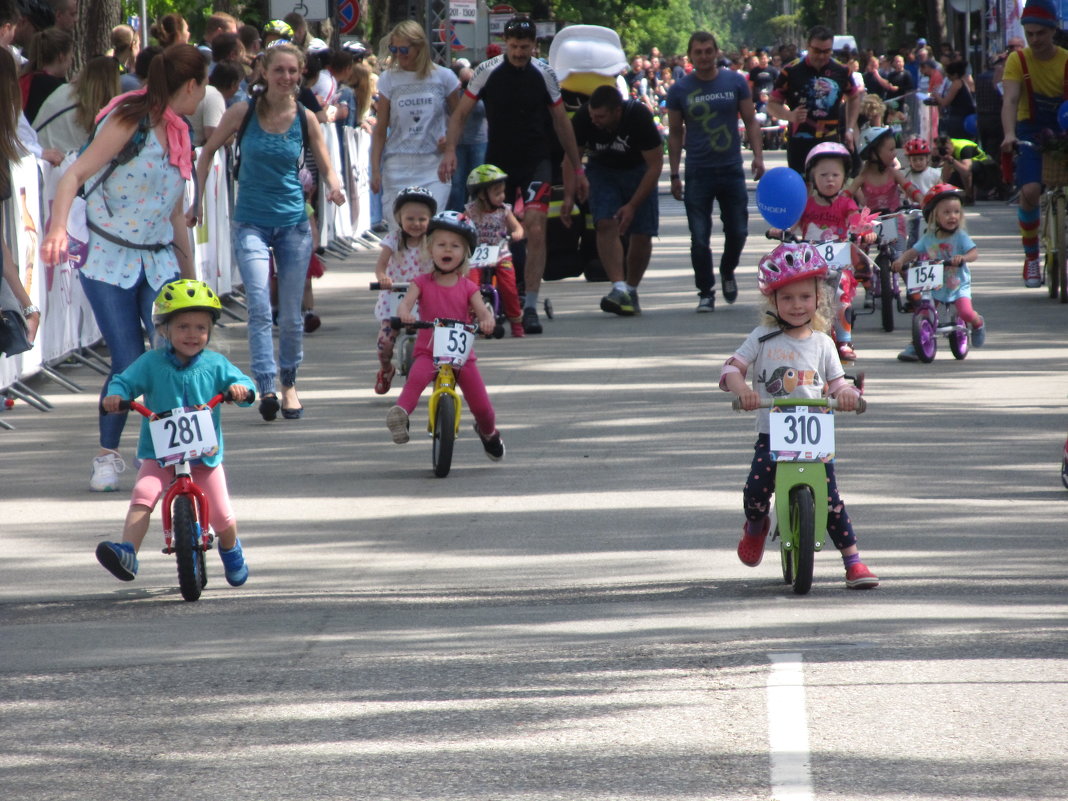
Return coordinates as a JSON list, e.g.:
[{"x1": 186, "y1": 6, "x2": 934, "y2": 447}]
[
  {"x1": 190, "y1": 42, "x2": 345, "y2": 422},
  {"x1": 39, "y1": 44, "x2": 207, "y2": 493}
]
